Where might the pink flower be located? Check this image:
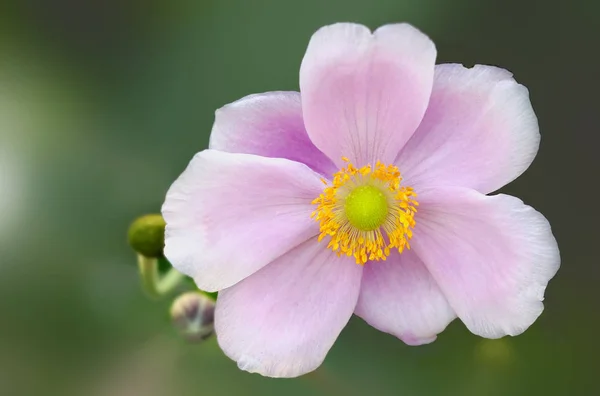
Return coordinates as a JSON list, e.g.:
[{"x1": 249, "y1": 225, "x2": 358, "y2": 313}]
[{"x1": 162, "y1": 23, "x2": 560, "y2": 378}]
